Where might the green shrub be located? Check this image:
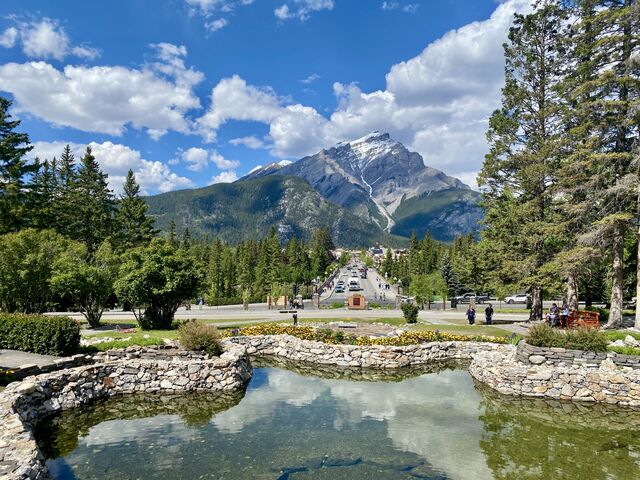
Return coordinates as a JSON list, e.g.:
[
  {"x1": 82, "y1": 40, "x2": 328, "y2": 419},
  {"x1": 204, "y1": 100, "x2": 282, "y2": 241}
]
[
  {"x1": 0, "y1": 314, "x2": 80, "y2": 356},
  {"x1": 178, "y1": 320, "x2": 222, "y2": 355},
  {"x1": 526, "y1": 323, "x2": 565, "y2": 348},
  {"x1": 526, "y1": 323, "x2": 608, "y2": 352},
  {"x1": 401, "y1": 303, "x2": 419, "y2": 323},
  {"x1": 368, "y1": 302, "x2": 381, "y2": 309},
  {"x1": 564, "y1": 327, "x2": 608, "y2": 352}
]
